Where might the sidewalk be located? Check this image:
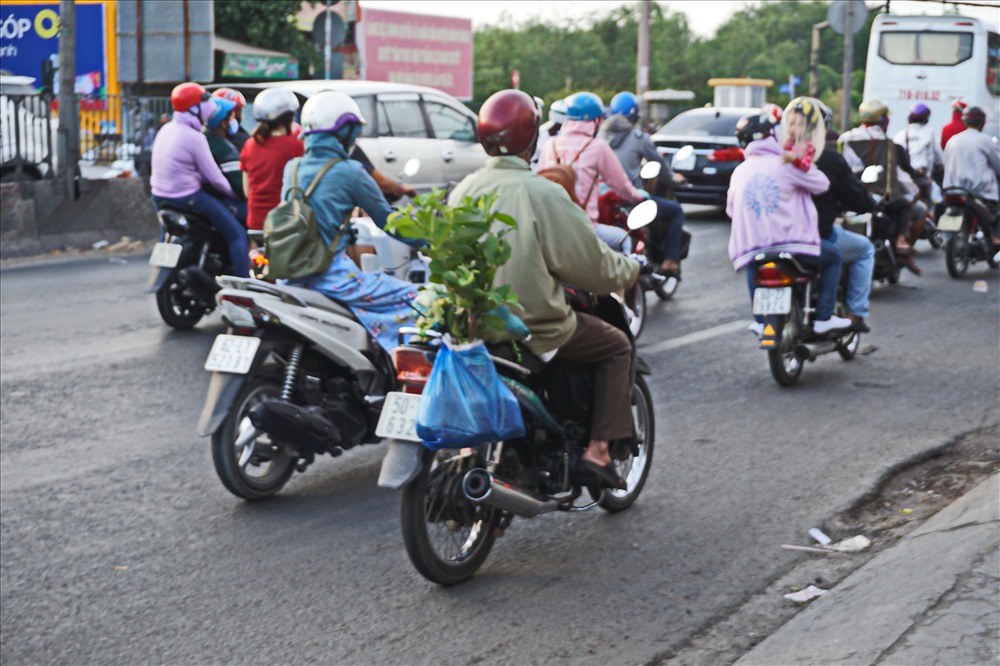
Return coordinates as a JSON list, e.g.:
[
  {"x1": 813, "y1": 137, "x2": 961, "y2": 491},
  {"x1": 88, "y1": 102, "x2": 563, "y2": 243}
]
[{"x1": 736, "y1": 473, "x2": 1000, "y2": 665}]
